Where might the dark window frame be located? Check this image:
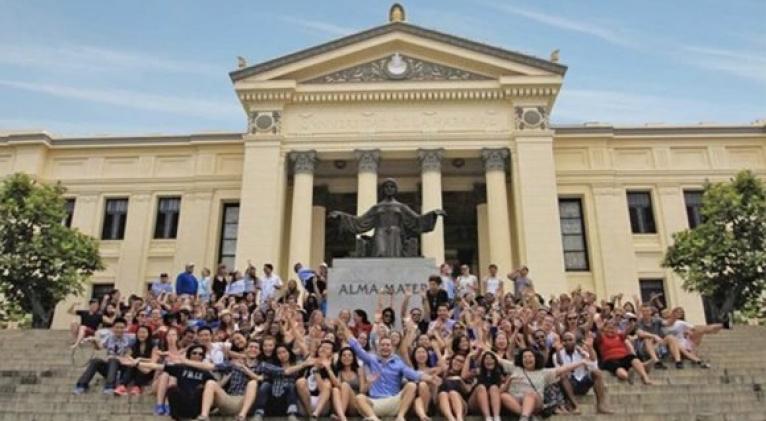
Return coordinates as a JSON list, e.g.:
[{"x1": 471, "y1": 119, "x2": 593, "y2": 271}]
[
  {"x1": 154, "y1": 196, "x2": 181, "y2": 239},
  {"x1": 558, "y1": 197, "x2": 590, "y2": 271},
  {"x1": 101, "y1": 198, "x2": 129, "y2": 240},
  {"x1": 683, "y1": 189, "x2": 704, "y2": 229},
  {"x1": 639, "y1": 278, "x2": 667, "y2": 308},
  {"x1": 63, "y1": 198, "x2": 76, "y2": 228},
  {"x1": 91, "y1": 283, "x2": 115, "y2": 302},
  {"x1": 627, "y1": 191, "x2": 657, "y2": 234},
  {"x1": 217, "y1": 202, "x2": 240, "y2": 269}
]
